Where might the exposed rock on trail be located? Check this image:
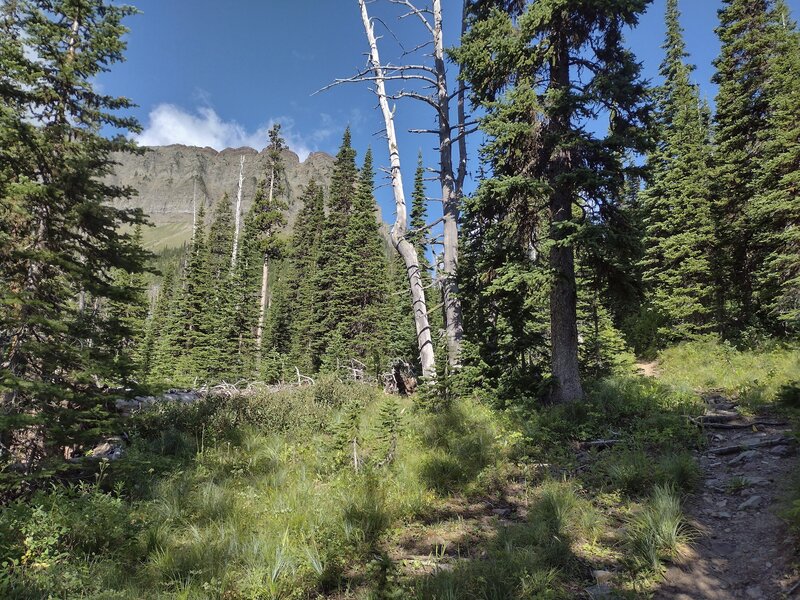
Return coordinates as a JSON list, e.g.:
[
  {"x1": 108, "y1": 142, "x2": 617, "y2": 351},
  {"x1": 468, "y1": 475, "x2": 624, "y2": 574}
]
[{"x1": 656, "y1": 394, "x2": 799, "y2": 599}]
